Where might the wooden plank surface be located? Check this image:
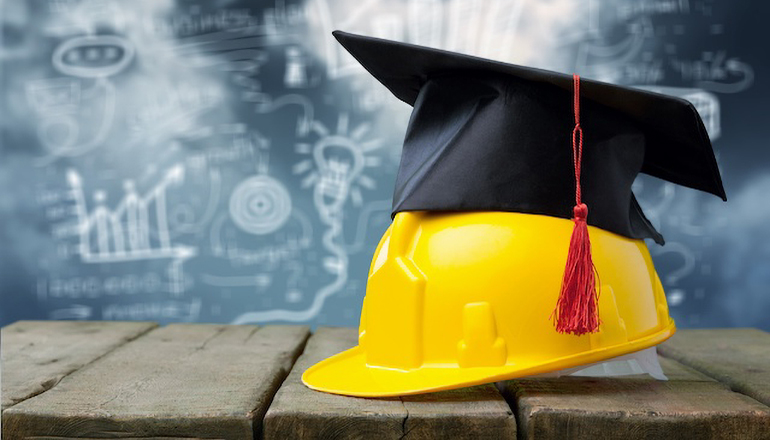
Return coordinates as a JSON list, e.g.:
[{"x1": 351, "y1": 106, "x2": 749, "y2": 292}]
[
  {"x1": 1, "y1": 320, "x2": 157, "y2": 411},
  {"x1": 400, "y1": 385, "x2": 517, "y2": 440},
  {"x1": 500, "y1": 355, "x2": 770, "y2": 440},
  {"x1": 658, "y1": 328, "x2": 770, "y2": 406},
  {"x1": 263, "y1": 327, "x2": 516, "y2": 440},
  {"x1": 3, "y1": 324, "x2": 310, "y2": 440}
]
